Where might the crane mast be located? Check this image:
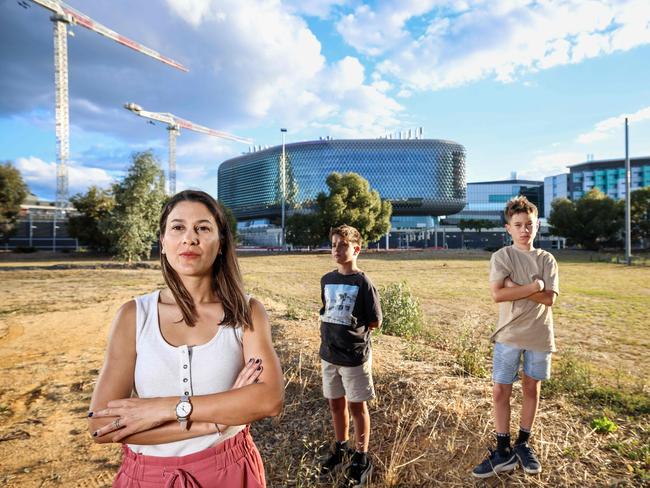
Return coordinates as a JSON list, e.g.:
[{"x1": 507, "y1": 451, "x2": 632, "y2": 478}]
[
  {"x1": 52, "y1": 15, "x2": 69, "y2": 214},
  {"x1": 124, "y1": 103, "x2": 252, "y2": 194},
  {"x1": 23, "y1": 0, "x2": 188, "y2": 215}
]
